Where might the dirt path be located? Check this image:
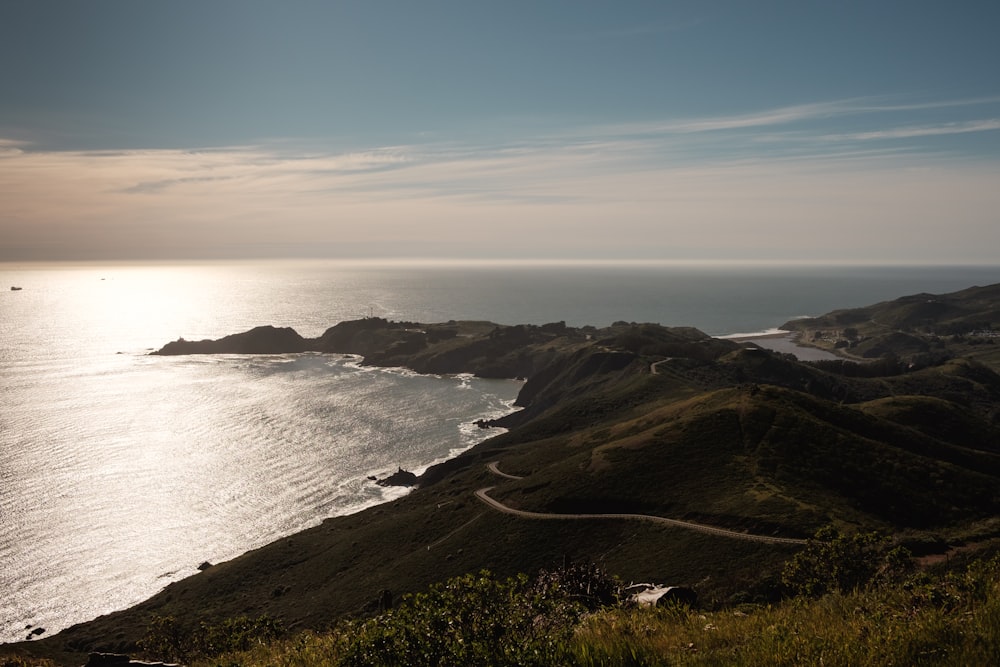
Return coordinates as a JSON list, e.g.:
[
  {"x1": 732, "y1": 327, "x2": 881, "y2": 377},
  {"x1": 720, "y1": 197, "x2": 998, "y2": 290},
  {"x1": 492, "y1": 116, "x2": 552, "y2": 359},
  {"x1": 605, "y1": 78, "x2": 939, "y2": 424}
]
[
  {"x1": 426, "y1": 512, "x2": 484, "y2": 551},
  {"x1": 479, "y1": 463, "x2": 806, "y2": 546}
]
